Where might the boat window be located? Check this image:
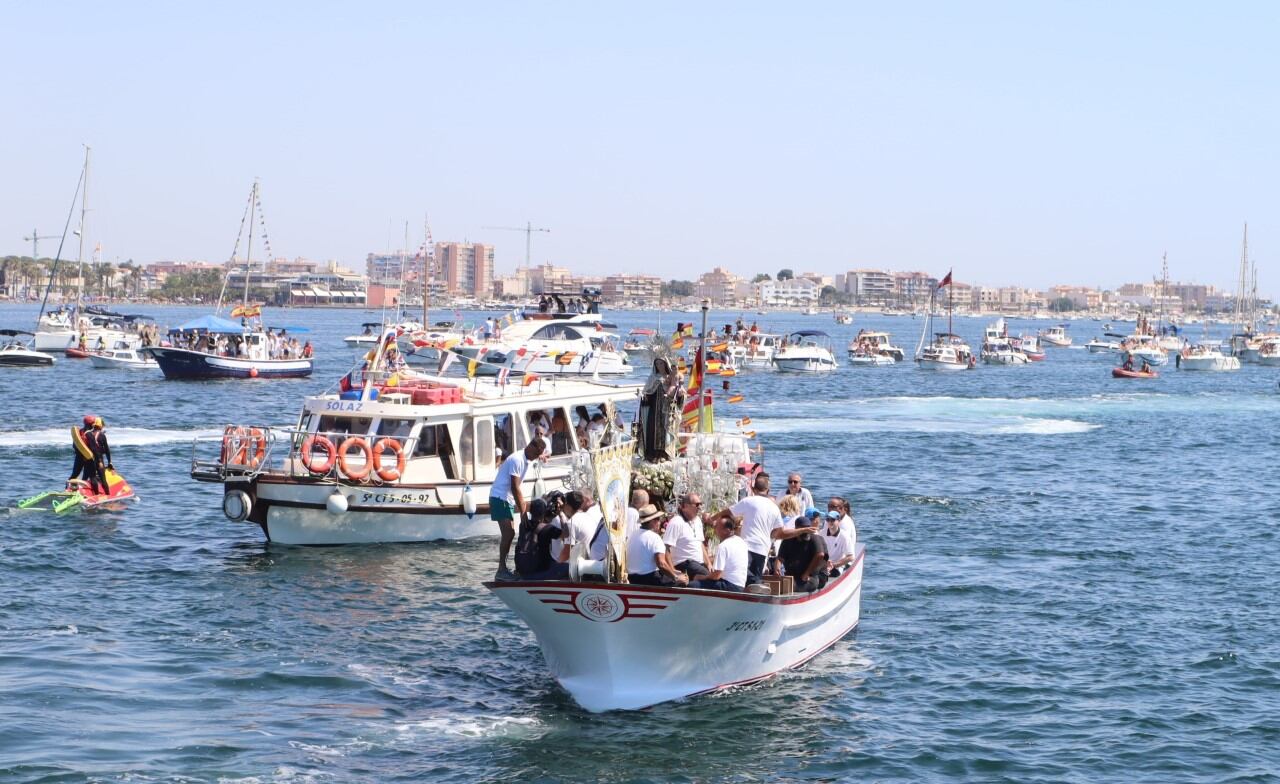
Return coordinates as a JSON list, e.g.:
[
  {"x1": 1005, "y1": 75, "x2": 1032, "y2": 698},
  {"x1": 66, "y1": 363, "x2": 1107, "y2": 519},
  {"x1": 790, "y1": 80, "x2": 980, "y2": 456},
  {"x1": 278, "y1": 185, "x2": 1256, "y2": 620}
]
[
  {"x1": 549, "y1": 407, "x2": 573, "y2": 456},
  {"x1": 531, "y1": 324, "x2": 582, "y2": 341},
  {"x1": 376, "y1": 417, "x2": 415, "y2": 440},
  {"x1": 473, "y1": 418, "x2": 493, "y2": 470}
]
